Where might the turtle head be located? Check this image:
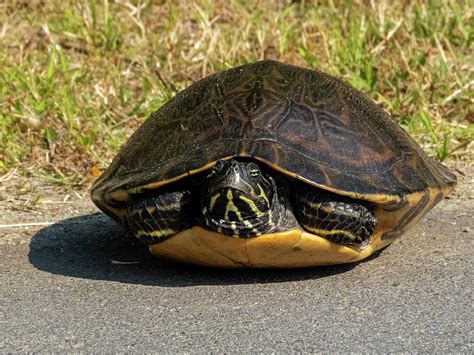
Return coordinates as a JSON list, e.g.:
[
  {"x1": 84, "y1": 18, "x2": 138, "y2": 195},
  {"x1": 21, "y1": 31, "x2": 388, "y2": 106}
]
[{"x1": 201, "y1": 159, "x2": 276, "y2": 237}]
